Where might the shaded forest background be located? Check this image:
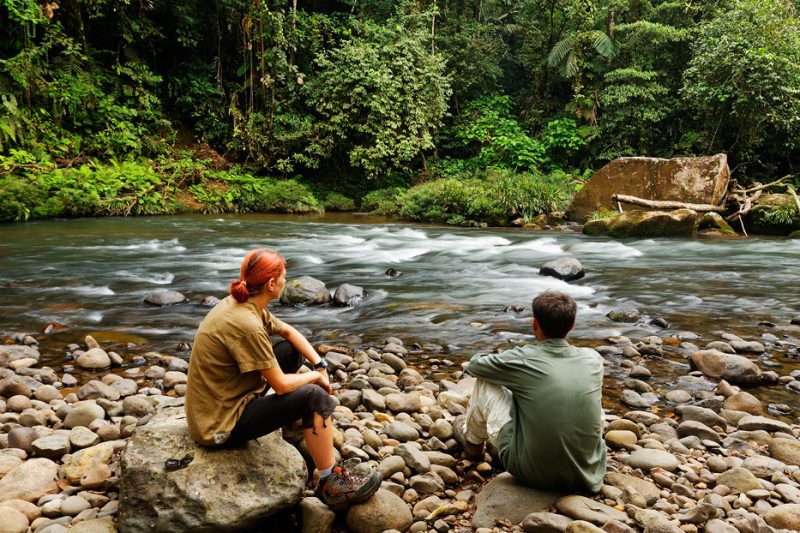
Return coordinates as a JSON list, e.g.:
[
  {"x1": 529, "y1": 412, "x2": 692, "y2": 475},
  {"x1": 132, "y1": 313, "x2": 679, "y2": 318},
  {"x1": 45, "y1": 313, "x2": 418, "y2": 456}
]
[{"x1": 1, "y1": 0, "x2": 799, "y2": 223}]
